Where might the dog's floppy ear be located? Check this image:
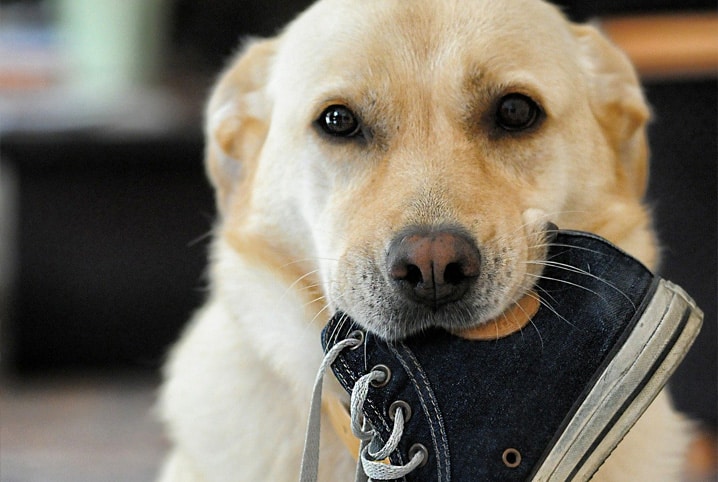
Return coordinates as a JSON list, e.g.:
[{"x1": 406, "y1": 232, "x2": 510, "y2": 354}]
[
  {"x1": 205, "y1": 39, "x2": 278, "y2": 212},
  {"x1": 573, "y1": 25, "x2": 650, "y2": 198}
]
